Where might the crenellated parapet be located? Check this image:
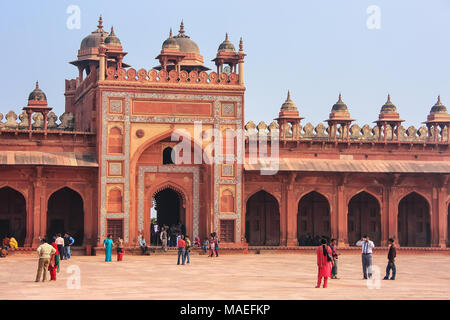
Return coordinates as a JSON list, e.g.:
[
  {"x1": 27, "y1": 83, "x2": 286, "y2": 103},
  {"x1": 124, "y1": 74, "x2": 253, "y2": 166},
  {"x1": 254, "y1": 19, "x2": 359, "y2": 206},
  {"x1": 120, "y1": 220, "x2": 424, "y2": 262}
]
[
  {"x1": 244, "y1": 93, "x2": 450, "y2": 145},
  {"x1": 0, "y1": 110, "x2": 75, "y2": 132},
  {"x1": 244, "y1": 120, "x2": 446, "y2": 143},
  {"x1": 104, "y1": 67, "x2": 240, "y2": 86}
]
